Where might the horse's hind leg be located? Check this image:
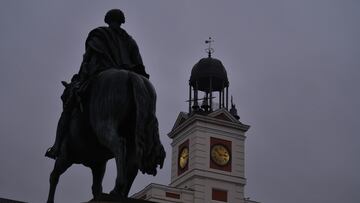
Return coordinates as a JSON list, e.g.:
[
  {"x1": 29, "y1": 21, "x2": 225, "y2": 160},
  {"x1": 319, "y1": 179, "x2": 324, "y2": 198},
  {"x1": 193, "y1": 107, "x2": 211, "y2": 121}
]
[
  {"x1": 110, "y1": 135, "x2": 127, "y2": 196},
  {"x1": 90, "y1": 161, "x2": 107, "y2": 198},
  {"x1": 123, "y1": 152, "x2": 139, "y2": 197},
  {"x1": 96, "y1": 126, "x2": 127, "y2": 196},
  {"x1": 47, "y1": 157, "x2": 72, "y2": 203}
]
